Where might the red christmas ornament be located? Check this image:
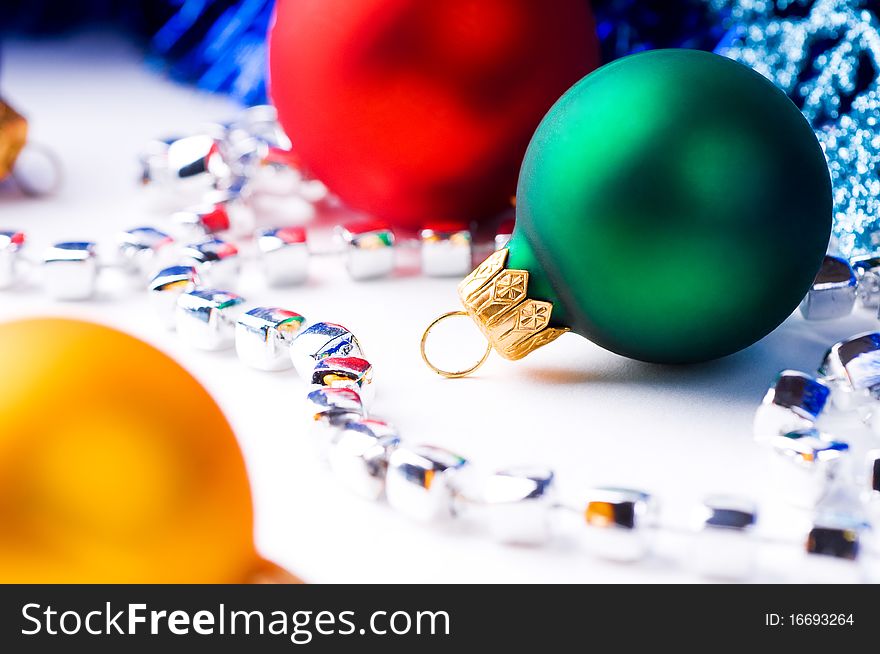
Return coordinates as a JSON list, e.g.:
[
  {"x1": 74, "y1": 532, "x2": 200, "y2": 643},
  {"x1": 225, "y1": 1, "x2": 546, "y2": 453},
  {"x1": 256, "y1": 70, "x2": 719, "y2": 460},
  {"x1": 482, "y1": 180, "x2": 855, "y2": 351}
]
[{"x1": 268, "y1": 0, "x2": 600, "y2": 231}]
